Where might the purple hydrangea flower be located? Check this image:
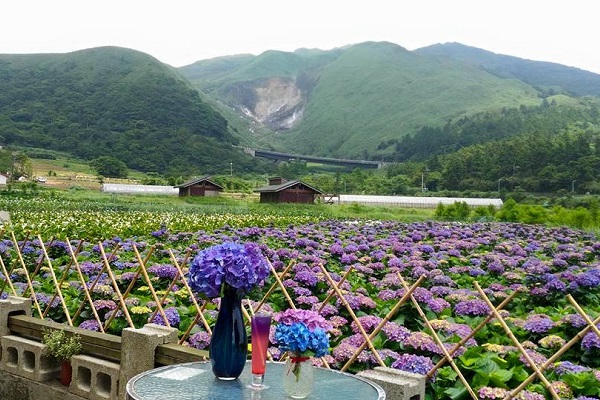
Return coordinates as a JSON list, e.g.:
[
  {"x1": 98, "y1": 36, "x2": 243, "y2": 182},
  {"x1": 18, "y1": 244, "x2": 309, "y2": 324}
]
[
  {"x1": 188, "y1": 331, "x2": 211, "y2": 350},
  {"x1": 382, "y1": 322, "x2": 411, "y2": 342},
  {"x1": 554, "y1": 361, "x2": 591, "y2": 376},
  {"x1": 427, "y1": 298, "x2": 451, "y2": 313},
  {"x1": 576, "y1": 271, "x2": 600, "y2": 288},
  {"x1": 147, "y1": 264, "x2": 179, "y2": 279},
  {"x1": 582, "y1": 329, "x2": 600, "y2": 350},
  {"x1": 391, "y1": 354, "x2": 435, "y2": 377},
  {"x1": 188, "y1": 242, "x2": 270, "y2": 297},
  {"x1": 454, "y1": 299, "x2": 490, "y2": 316},
  {"x1": 403, "y1": 332, "x2": 440, "y2": 353},
  {"x1": 519, "y1": 349, "x2": 548, "y2": 369},
  {"x1": 275, "y1": 309, "x2": 332, "y2": 331},
  {"x1": 544, "y1": 278, "x2": 567, "y2": 292},
  {"x1": 561, "y1": 314, "x2": 587, "y2": 328},
  {"x1": 523, "y1": 315, "x2": 554, "y2": 334},
  {"x1": 79, "y1": 319, "x2": 101, "y2": 331},
  {"x1": 351, "y1": 316, "x2": 383, "y2": 334},
  {"x1": 478, "y1": 386, "x2": 508, "y2": 399},
  {"x1": 150, "y1": 307, "x2": 180, "y2": 327},
  {"x1": 333, "y1": 341, "x2": 367, "y2": 363},
  {"x1": 294, "y1": 270, "x2": 319, "y2": 287}
]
